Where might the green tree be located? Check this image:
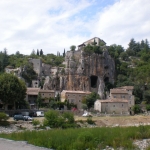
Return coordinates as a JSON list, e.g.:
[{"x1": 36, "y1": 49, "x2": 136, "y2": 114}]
[
  {"x1": 84, "y1": 92, "x2": 100, "y2": 109},
  {"x1": 37, "y1": 49, "x2": 39, "y2": 55},
  {"x1": 0, "y1": 73, "x2": 26, "y2": 110},
  {"x1": 37, "y1": 93, "x2": 42, "y2": 109},
  {"x1": 70, "y1": 45, "x2": 76, "y2": 51},
  {"x1": 40, "y1": 49, "x2": 43, "y2": 55}
]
